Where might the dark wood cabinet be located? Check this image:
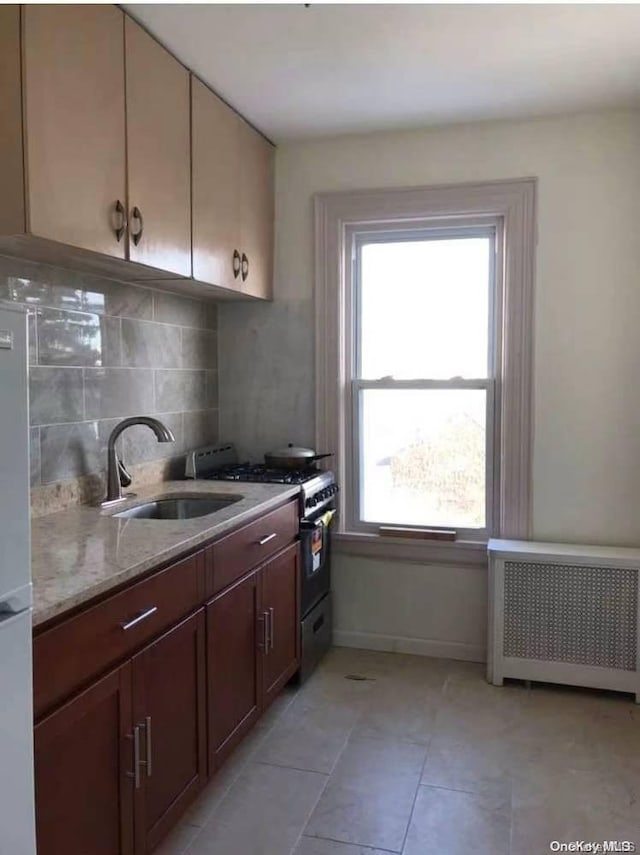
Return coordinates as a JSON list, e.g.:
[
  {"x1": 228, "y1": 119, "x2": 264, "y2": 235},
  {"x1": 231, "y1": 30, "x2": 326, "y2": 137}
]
[
  {"x1": 34, "y1": 664, "x2": 135, "y2": 855},
  {"x1": 261, "y1": 543, "x2": 301, "y2": 707},
  {"x1": 132, "y1": 610, "x2": 207, "y2": 853},
  {"x1": 207, "y1": 568, "x2": 262, "y2": 772},
  {"x1": 206, "y1": 541, "x2": 300, "y2": 770},
  {"x1": 33, "y1": 499, "x2": 299, "y2": 854}
]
